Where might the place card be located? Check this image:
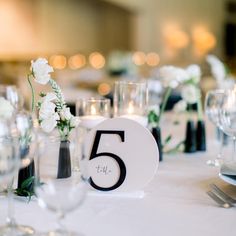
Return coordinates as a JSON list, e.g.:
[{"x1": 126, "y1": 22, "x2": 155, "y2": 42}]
[{"x1": 84, "y1": 117, "x2": 159, "y2": 192}]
